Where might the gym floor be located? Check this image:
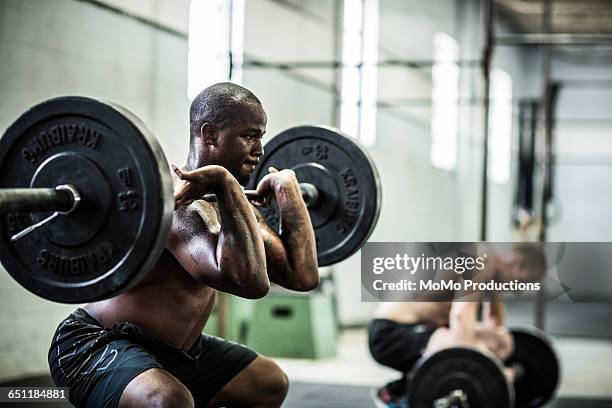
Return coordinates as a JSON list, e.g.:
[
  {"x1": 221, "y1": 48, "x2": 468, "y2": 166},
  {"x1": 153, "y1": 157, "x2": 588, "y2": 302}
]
[
  {"x1": 279, "y1": 329, "x2": 612, "y2": 402},
  {"x1": 3, "y1": 321, "x2": 610, "y2": 408},
  {"x1": 278, "y1": 302, "x2": 612, "y2": 406}
]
